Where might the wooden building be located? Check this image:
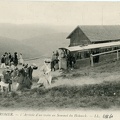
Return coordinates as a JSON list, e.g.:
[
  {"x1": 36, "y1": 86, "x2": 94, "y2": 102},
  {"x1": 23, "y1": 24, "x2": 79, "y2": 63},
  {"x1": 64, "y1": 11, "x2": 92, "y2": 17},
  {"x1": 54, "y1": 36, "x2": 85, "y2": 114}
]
[
  {"x1": 67, "y1": 25, "x2": 120, "y2": 47},
  {"x1": 59, "y1": 25, "x2": 120, "y2": 69}
]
